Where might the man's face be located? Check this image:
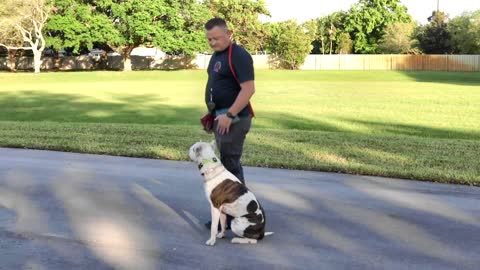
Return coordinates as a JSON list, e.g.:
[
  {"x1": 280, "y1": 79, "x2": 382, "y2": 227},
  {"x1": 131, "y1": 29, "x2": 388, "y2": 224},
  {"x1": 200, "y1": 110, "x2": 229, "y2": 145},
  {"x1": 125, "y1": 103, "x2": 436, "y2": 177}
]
[{"x1": 205, "y1": 26, "x2": 231, "y2": 52}]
